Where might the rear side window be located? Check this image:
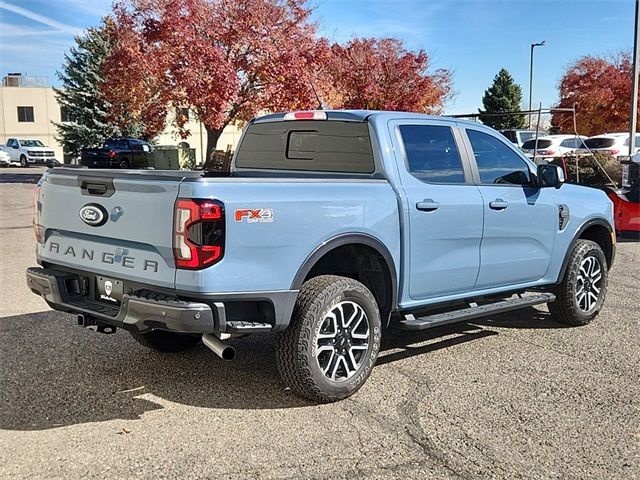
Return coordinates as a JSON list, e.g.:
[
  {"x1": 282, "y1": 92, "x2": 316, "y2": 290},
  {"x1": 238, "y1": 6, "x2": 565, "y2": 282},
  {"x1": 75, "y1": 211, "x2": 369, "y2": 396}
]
[
  {"x1": 399, "y1": 125, "x2": 465, "y2": 184},
  {"x1": 560, "y1": 138, "x2": 584, "y2": 148},
  {"x1": 623, "y1": 137, "x2": 640, "y2": 147},
  {"x1": 466, "y1": 129, "x2": 531, "y2": 185},
  {"x1": 235, "y1": 121, "x2": 374, "y2": 173},
  {"x1": 585, "y1": 137, "x2": 615, "y2": 149}
]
